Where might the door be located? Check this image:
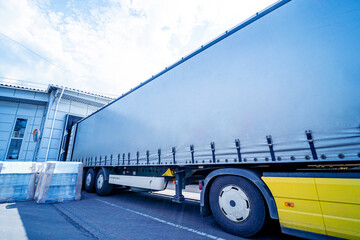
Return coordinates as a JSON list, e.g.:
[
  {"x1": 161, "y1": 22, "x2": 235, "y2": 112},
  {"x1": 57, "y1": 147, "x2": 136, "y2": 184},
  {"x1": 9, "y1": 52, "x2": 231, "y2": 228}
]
[{"x1": 58, "y1": 114, "x2": 82, "y2": 161}]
